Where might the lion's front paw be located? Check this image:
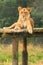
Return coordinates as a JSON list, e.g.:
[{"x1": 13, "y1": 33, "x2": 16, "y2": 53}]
[
  {"x1": 3, "y1": 27, "x2": 6, "y2": 29},
  {"x1": 3, "y1": 27, "x2": 10, "y2": 29},
  {"x1": 27, "y1": 27, "x2": 33, "y2": 34}
]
